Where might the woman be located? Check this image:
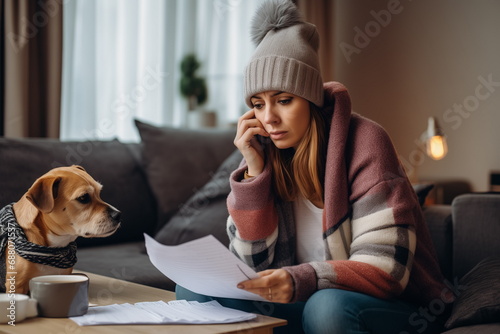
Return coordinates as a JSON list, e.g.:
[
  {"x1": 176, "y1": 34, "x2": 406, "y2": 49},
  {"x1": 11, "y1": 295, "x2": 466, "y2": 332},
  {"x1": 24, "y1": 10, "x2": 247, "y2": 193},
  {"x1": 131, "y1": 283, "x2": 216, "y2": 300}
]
[{"x1": 177, "y1": 1, "x2": 451, "y2": 333}]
